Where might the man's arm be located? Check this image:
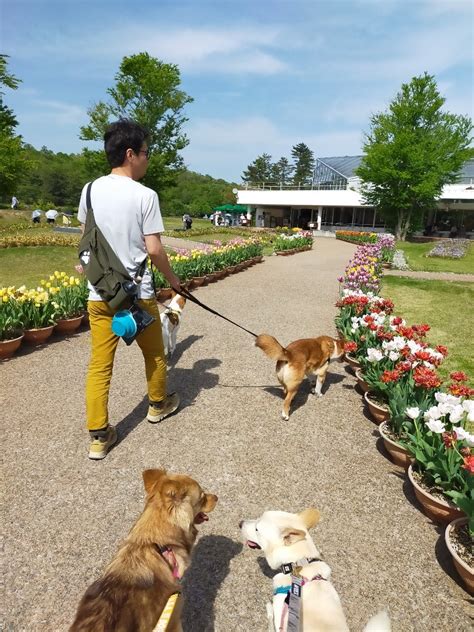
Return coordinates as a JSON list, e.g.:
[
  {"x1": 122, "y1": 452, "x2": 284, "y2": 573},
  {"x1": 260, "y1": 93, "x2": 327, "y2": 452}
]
[{"x1": 144, "y1": 233, "x2": 180, "y2": 290}]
